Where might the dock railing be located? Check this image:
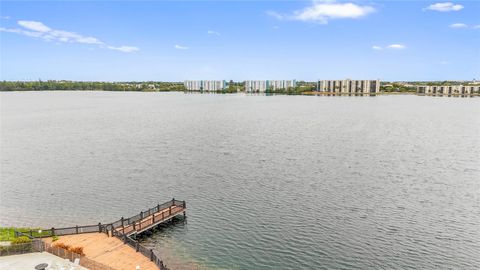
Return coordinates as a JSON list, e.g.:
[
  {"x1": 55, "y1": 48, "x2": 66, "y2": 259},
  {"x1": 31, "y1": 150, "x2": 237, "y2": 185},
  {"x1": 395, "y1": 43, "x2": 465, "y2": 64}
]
[
  {"x1": 112, "y1": 228, "x2": 167, "y2": 269},
  {"x1": 15, "y1": 224, "x2": 102, "y2": 239},
  {"x1": 11, "y1": 199, "x2": 185, "y2": 270},
  {"x1": 109, "y1": 199, "x2": 185, "y2": 229}
]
